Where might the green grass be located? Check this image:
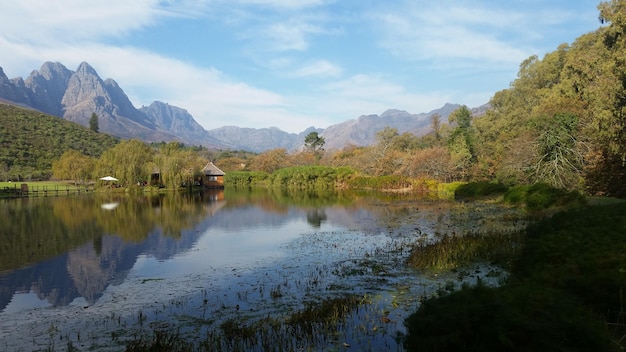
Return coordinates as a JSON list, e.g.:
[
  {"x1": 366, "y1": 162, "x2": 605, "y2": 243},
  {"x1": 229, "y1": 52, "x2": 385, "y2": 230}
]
[
  {"x1": 503, "y1": 183, "x2": 586, "y2": 211},
  {"x1": 404, "y1": 200, "x2": 626, "y2": 351},
  {"x1": 0, "y1": 181, "x2": 84, "y2": 189}
]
